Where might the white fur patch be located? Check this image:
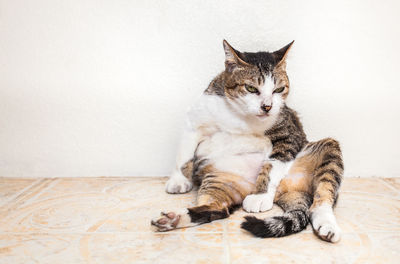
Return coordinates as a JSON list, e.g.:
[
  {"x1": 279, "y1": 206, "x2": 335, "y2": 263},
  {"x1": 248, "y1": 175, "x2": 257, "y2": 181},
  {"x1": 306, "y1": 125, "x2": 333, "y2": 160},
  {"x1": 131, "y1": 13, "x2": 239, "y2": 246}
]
[
  {"x1": 311, "y1": 203, "x2": 342, "y2": 243},
  {"x1": 188, "y1": 95, "x2": 279, "y2": 136},
  {"x1": 173, "y1": 124, "x2": 201, "y2": 171},
  {"x1": 243, "y1": 193, "x2": 274, "y2": 212},
  {"x1": 165, "y1": 172, "x2": 193, "y2": 194},
  {"x1": 285, "y1": 173, "x2": 305, "y2": 184},
  {"x1": 265, "y1": 160, "x2": 294, "y2": 195},
  {"x1": 268, "y1": 160, "x2": 294, "y2": 185}
]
